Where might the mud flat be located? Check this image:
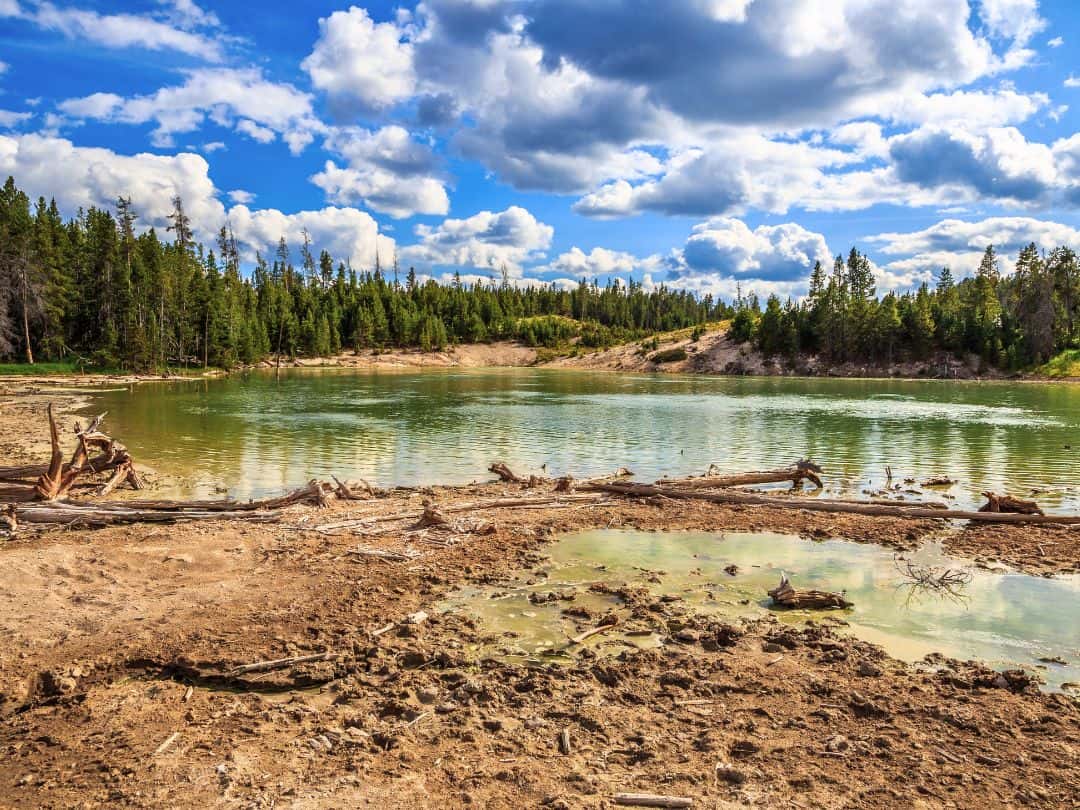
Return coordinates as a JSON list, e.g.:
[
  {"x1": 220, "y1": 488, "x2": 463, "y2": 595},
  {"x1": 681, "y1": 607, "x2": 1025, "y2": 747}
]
[{"x1": 0, "y1": 391, "x2": 1077, "y2": 808}]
